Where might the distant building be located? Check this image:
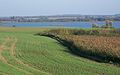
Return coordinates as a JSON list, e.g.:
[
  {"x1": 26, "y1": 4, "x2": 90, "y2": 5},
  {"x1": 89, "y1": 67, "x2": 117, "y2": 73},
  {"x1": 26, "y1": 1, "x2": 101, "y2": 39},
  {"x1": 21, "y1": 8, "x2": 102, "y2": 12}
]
[
  {"x1": 92, "y1": 20, "x2": 113, "y2": 28},
  {"x1": 105, "y1": 20, "x2": 113, "y2": 28}
]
